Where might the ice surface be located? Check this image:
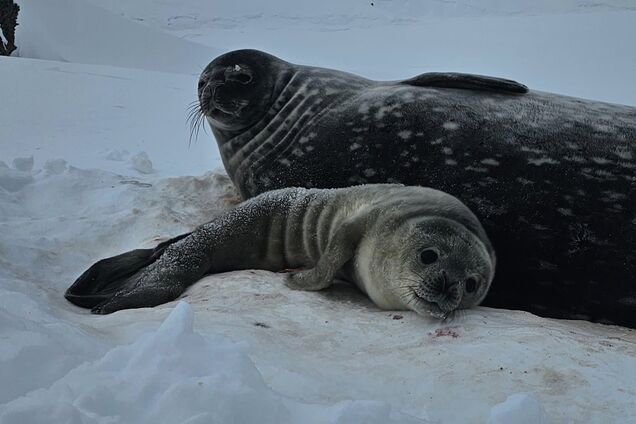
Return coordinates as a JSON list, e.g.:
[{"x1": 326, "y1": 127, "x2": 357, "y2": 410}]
[
  {"x1": 16, "y1": 0, "x2": 221, "y2": 73},
  {"x1": 2, "y1": 0, "x2": 636, "y2": 423},
  {"x1": 0, "y1": 290, "x2": 107, "y2": 404},
  {"x1": 0, "y1": 302, "x2": 426, "y2": 424},
  {"x1": 489, "y1": 393, "x2": 549, "y2": 424},
  {"x1": 1, "y1": 162, "x2": 635, "y2": 422},
  {"x1": 86, "y1": 0, "x2": 636, "y2": 105},
  {"x1": 0, "y1": 56, "x2": 221, "y2": 178}
]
